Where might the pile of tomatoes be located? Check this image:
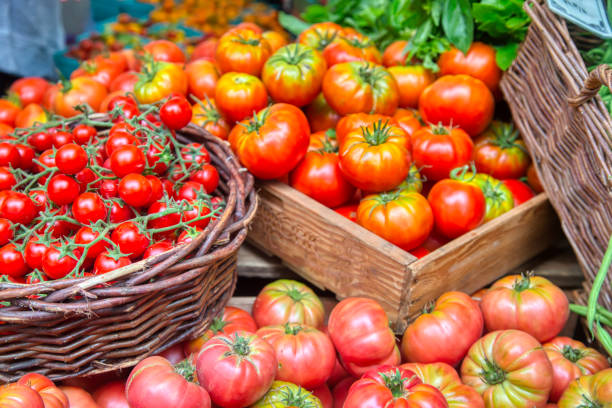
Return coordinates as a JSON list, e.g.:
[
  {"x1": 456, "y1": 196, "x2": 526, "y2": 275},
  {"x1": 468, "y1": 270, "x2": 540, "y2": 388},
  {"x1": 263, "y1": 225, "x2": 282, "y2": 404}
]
[
  {"x1": 3, "y1": 275, "x2": 609, "y2": 408},
  {"x1": 0, "y1": 95, "x2": 223, "y2": 284}
]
